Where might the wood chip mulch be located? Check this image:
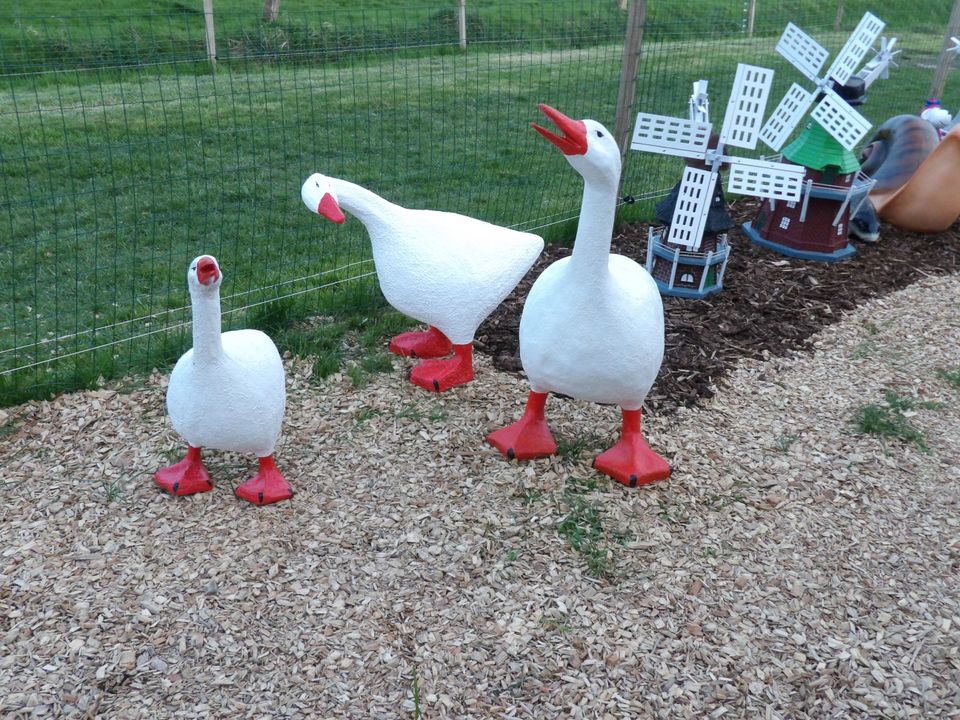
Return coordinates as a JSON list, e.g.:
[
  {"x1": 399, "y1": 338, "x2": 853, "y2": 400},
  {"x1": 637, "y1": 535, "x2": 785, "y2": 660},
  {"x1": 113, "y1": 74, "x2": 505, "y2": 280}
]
[{"x1": 475, "y1": 200, "x2": 960, "y2": 413}]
